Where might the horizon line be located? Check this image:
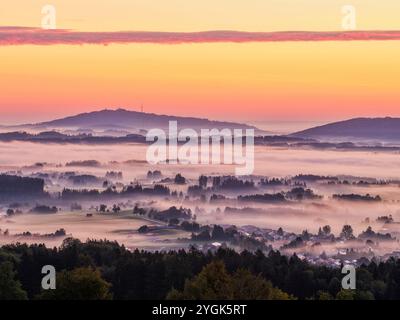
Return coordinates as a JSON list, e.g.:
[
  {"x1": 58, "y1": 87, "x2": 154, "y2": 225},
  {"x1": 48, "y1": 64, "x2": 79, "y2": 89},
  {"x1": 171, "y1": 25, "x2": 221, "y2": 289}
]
[{"x1": 1, "y1": 107, "x2": 399, "y2": 128}]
